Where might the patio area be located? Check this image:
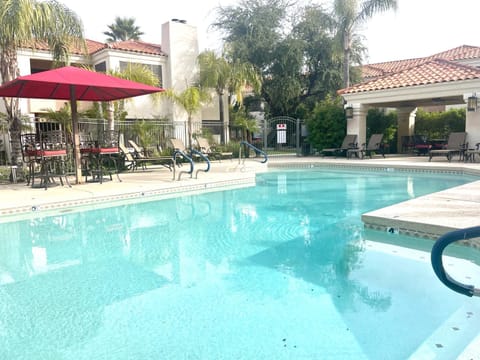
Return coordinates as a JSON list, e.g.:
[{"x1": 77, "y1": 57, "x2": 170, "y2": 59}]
[{"x1": 2, "y1": 155, "x2": 480, "y2": 241}]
